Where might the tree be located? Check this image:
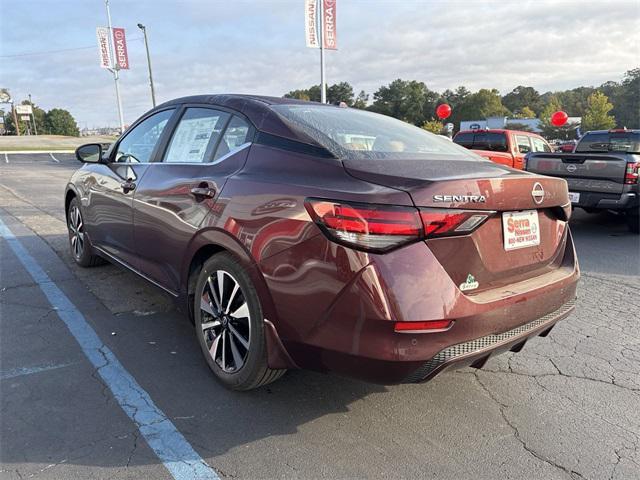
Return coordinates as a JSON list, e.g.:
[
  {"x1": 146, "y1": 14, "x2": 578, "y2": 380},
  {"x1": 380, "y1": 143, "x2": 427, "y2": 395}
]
[
  {"x1": 353, "y1": 90, "x2": 369, "y2": 109},
  {"x1": 613, "y1": 69, "x2": 640, "y2": 128},
  {"x1": 502, "y1": 86, "x2": 541, "y2": 115},
  {"x1": 538, "y1": 96, "x2": 574, "y2": 139},
  {"x1": 326, "y1": 82, "x2": 355, "y2": 105},
  {"x1": 284, "y1": 82, "x2": 356, "y2": 106},
  {"x1": 581, "y1": 91, "x2": 616, "y2": 131},
  {"x1": 283, "y1": 89, "x2": 311, "y2": 101},
  {"x1": 421, "y1": 119, "x2": 444, "y2": 134},
  {"x1": 44, "y1": 108, "x2": 79, "y2": 136},
  {"x1": 453, "y1": 89, "x2": 510, "y2": 128},
  {"x1": 369, "y1": 79, "x2": 439, "y2": 126},
  {"x1": 511, "y1": 106, "x2": 536, "y2": 119},
  {"x1": 1, "y1": 99, "x2": 46, "y2": 135}
]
